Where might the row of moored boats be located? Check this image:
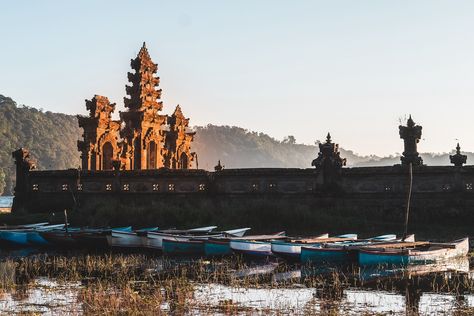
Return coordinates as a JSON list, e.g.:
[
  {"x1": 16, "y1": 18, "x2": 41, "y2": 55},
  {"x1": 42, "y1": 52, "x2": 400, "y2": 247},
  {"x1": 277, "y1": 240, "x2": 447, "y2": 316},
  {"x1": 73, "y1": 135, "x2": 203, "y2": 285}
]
[{"x1": 0, "y1": 223, "x2": 469, "y2": 266}]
